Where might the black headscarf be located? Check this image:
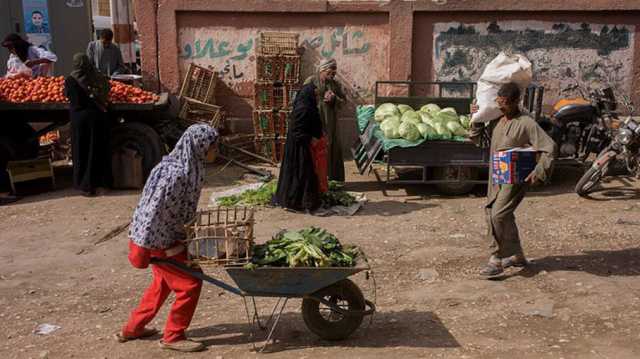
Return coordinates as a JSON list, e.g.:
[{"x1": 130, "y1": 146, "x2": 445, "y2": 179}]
[
  {"x1": 2, "y1": 33, "x2": 31, "y2": 62},
  {"x1": 70, "y1": 53, "x2": 110, "y2": 107}
]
